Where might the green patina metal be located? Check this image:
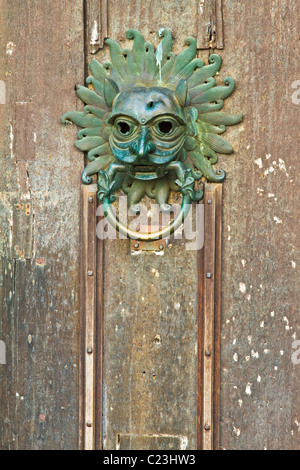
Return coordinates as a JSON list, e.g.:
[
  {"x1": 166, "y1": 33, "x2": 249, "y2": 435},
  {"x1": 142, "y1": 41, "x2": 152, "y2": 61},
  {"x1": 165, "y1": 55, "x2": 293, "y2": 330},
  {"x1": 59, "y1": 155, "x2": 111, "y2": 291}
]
[{"x1": 62, "y1": 28, "x2": 242, "y2": 223}]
